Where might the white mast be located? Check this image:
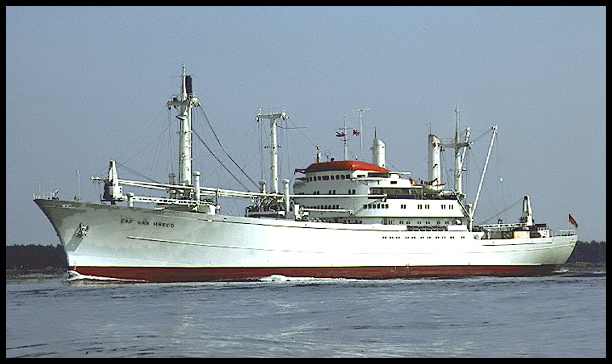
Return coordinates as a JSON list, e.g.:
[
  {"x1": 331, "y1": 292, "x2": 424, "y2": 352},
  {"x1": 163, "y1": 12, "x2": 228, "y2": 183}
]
[
  {"x1": 342, "y1": 115, "x2": 348, "y2": 160},
  {"x1": 444, "y1": 106, "x2": 470, "y2": 199},
  {"x1": 371, "y1": 131, "x2": 386, "y2": 168},
  {"x1": 519, "y1": 195, "x2": 534, "y2": 226},
  {"x1": 105, "y1": 160, "x2": 124, "y2": 202},
  {"x1": 453, "y1": 106, "x2": 473, "y2": 195},
  {"x1": 256, "y1": 110, "x2": 288, "y2": 194},
  {"x1": 454, "y1": 106, "x2": 462, "y2": 193},
  {"x1": 167, "y1": 65, "x2": 200, "y2": 188},
  {"x1": 427, "y1": 134, "x2": 443, "y2": 193},
  {"x1": 352, "y1": 108, "x2": 370, "y2": 161}
]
